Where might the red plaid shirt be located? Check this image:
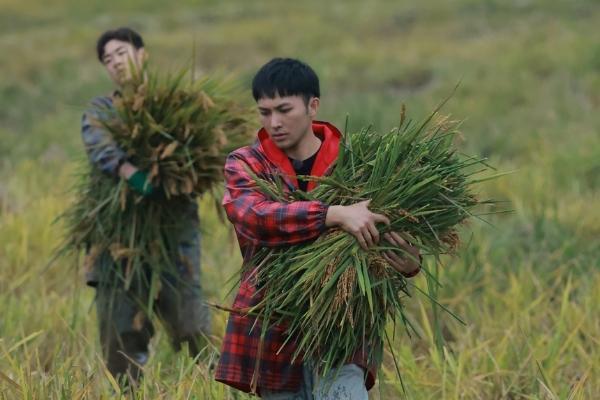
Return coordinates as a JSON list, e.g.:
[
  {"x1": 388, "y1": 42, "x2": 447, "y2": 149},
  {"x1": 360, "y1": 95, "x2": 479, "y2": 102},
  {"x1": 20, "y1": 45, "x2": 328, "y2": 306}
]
[{"x1": 215, "y1": 121, "x2": 377, "y2": 395}]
